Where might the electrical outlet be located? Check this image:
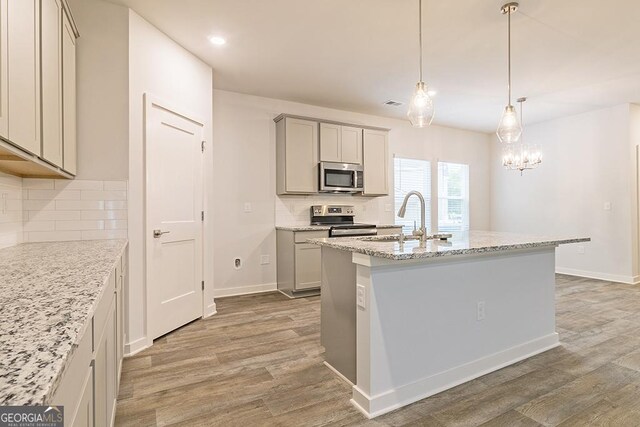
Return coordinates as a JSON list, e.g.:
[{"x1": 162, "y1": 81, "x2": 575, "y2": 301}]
[
  {"x1": 260, "y1": 255, "x2": 270, "y2": 265},
  {"x1": 233, "y1": 257, "x2": 242, "y2": 269},
  {"x1": 604, "y1": 202, "x2": 611, "y2": 211},
  {"x1": 1, "y1": 193, "x2": 6, "y2": 215},
  {"x1": 577, "y1": 245, "x2": 585, "y2": 254},
  {"x1": 243, "y1": 202, "x2": 252, "y2": 213},
  {"x1": 477, "y1": 301, "x2": 486, "y2": 321},
  {"x1": 385, "y1": 203, "x2": 392, "y2": 212},
  {"x1": 356, "y1": 285, "x2": 366, "y2": 309}
]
